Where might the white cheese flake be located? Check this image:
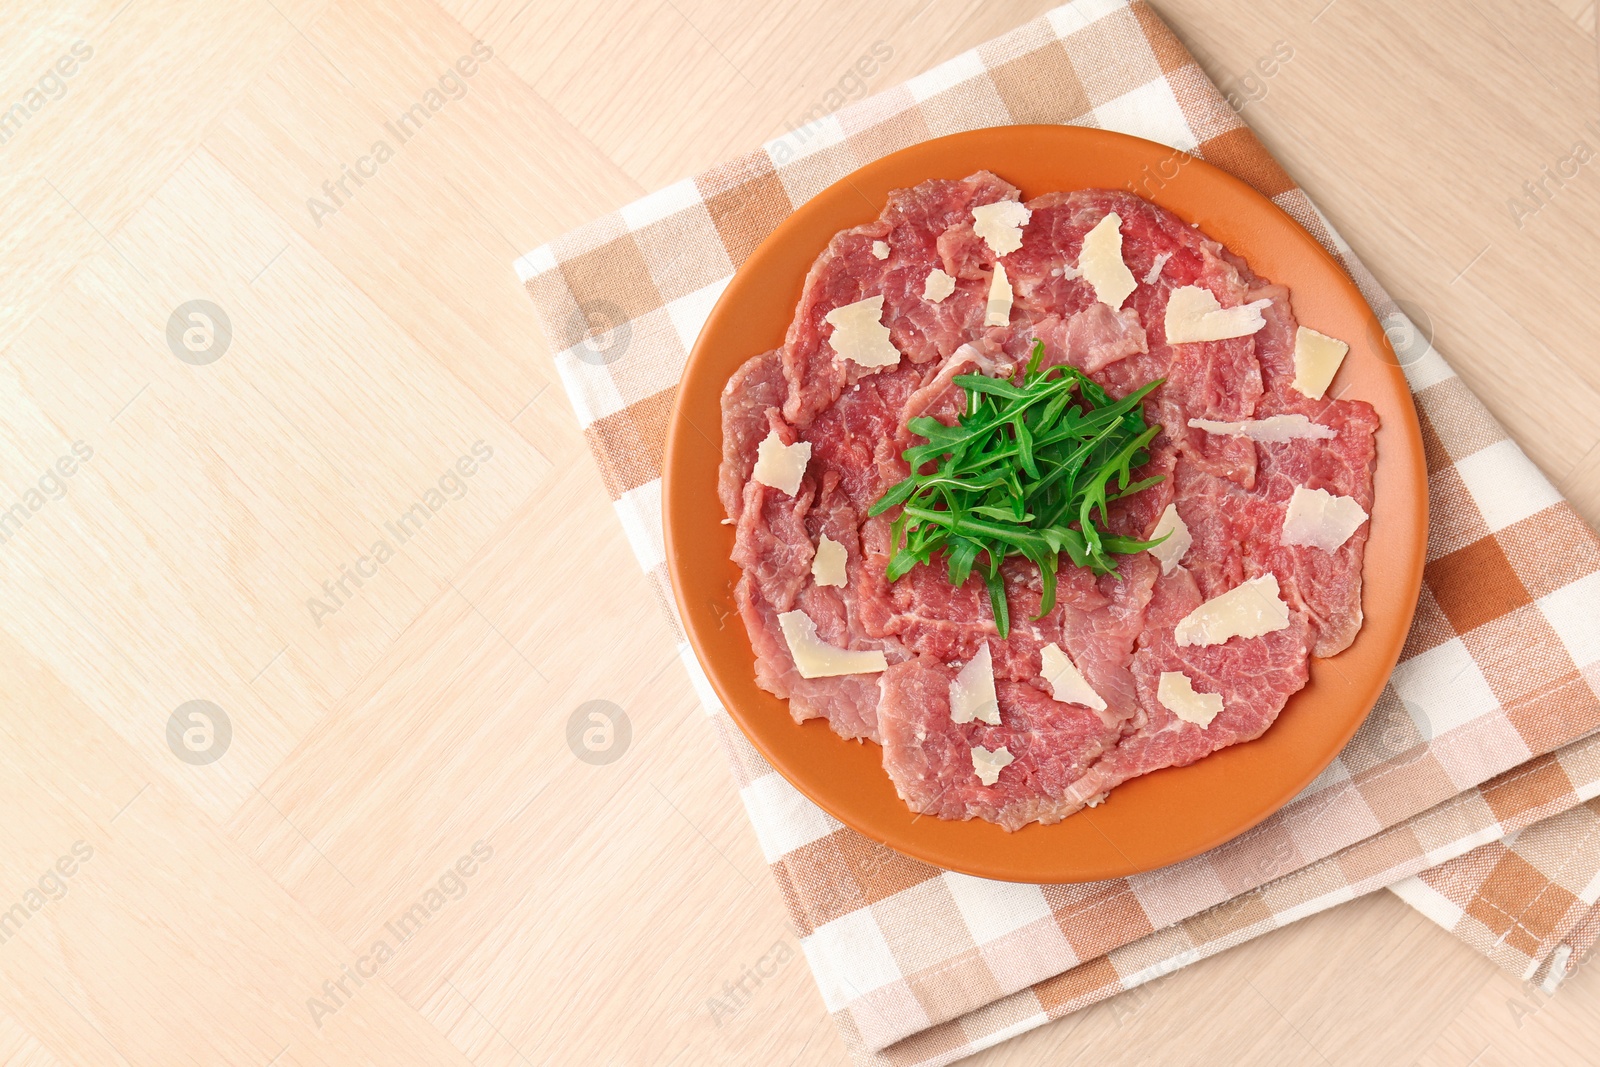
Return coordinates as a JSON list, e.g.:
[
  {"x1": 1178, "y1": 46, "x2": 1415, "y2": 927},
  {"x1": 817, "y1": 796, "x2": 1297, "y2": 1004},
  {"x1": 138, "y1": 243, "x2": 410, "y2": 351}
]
[
  {"x1": 1281, "y1": 486, "x2": 1369, "y2": 552},
  {"x1": 923, "y1": 268, "x2": 956, "y2": 304},
  {"x1": 752, "y1": 430, "x2": 811, "y2": 496},
  {"x1": 971, "y1": 744, "x2": 1015, "y2": 786},
  {"x1": 1174, "y1": 574, "x2": 1291, "y2": 648},
  {"x1": 1148, "y1": 503, "x2": 1192, "y2": 576},
  {"x1": 1143, "y1": 251, "x2": 1172, "y2": 285},
  {"x1": 777, "y1": 610, "x2": 888, "y2": 679},
  {"x1": 825, "y1": 295, "x2": 901, "y2": 368},
  {"x1": 985, "y1": 262, "x2": 1013, "y2": 327},
  {"x1": 1158, "y1": 671, "x2": 1224, "y2": 727},
  {"x1": 1039, "y1": 642, "x2": 1107, "y2": 711},
  {"x1": 971, "y1": 200, "x2": 1031, "y2": 256},
  {"x1": 1291, "y1": 326, "x2": 1350, "y2": 400},
  {"x1": 949, "y1": 643, "x2": 1000, "y2": 725},
  {"x1": 812, "y1": 534, "x2": 847, "y2": 587},
  {"x1": 985, "y1": 262, "x2": 1011, "y2": 327},
  {"x1": 1078, "y1": 212, "x2": 1138, "y2": 310},
  {"x1": 871, "y1": 240, "x2": 890, "y2": 260},
  {"x1": 1164, "y1": 285, "x2": 1273, "y2": 343},
  {"x1": 1188, "y1": 414, "x2": 1337, "y2": 443}
]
